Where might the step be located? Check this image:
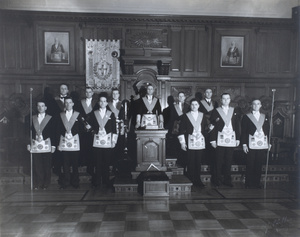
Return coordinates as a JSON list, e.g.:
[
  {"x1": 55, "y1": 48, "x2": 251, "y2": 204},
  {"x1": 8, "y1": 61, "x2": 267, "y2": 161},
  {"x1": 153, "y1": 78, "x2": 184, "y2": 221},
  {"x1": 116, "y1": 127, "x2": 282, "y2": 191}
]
[
  {"x1": 114, "y1": 175, "x2": 193, "y2": 194},
  {"x1": 0, "y1": 173, "x2": 25, "y2": 185}
]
